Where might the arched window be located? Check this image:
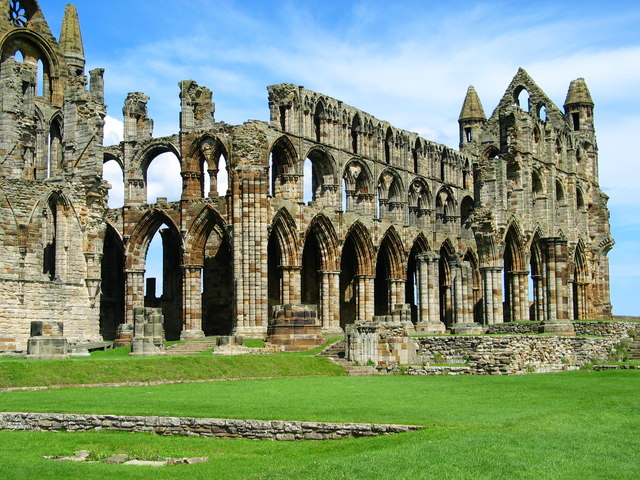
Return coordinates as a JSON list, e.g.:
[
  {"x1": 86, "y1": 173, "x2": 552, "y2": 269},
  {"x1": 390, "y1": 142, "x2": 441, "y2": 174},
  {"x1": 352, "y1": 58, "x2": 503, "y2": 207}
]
[
  {"x1": 576, "y1": 187, "x2": 585, "y2": 209},
  {"x1": 37, "y1": 58, "x2": 45, "y2": 97},
  {"x1": 515, "y1": 87, "x2": 530, "y2": 111},
  {"x1": 384, "y1": 127, "x2": 393, "y2": 164},
  {"x1": 47, "y1": 117, "x2": 63, "y2": 178},
  {"x1": 314, "y1": 101, "x2": 324, "y2": 143},
  {"x1": 103, "y1": 159, "x2": 124, "y2": 208},
  {"x1": 146, "y1": 152, "x2": 181, "y2": 203},
  {"x1": 555, "y1": 179, "x2": 565, "y2": 203},
  {"x1": 351, "y1": 115, "x2": 361, "y2": 154},
  {"x1": 538, "y1": 105, "x2": 547, "y2": 121},
  {"x1": 413, "y1": 139, "x2": 421, "y2": 174},
  {"x1": 532, "y1": 170, "x2": 543, "y2": 196}
]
